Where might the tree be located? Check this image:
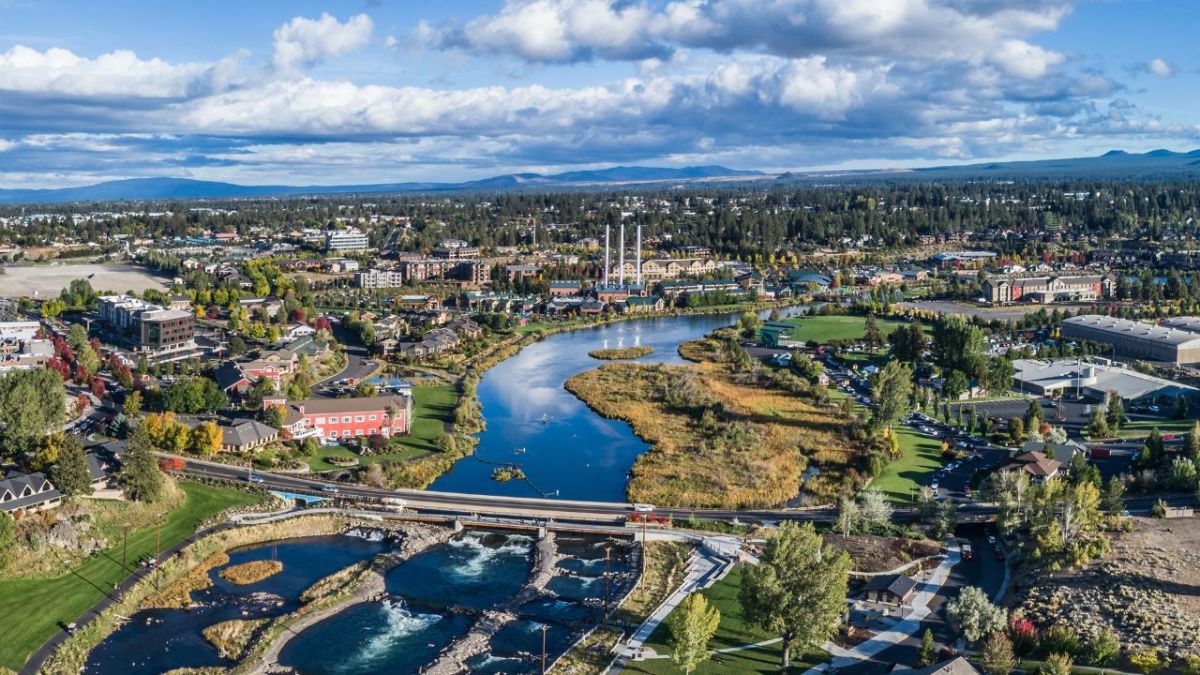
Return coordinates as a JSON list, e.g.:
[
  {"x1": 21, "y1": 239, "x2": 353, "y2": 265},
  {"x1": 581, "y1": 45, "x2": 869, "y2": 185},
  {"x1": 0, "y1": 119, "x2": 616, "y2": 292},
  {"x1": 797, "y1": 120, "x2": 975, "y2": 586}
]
[
  {"x1": 836, "y1": 494, "x2": 859, "y2": 538},
  {"x1": 980, "y1": 631, "x2": 1015, "y2": 675},
  {"x1": 1023, "y1": 399, "x2": 1043, "y2": 432},
  {"x1": 142, "y1": 412, "x2": 190, "y2": 454},
  {"x1": 859, "y1": 489, "x2": 893, "y2": 533},
  {"x1": 1086, "y1": 409, "x2": 1109, "y2": 438},
  {"x1": 123, "y1": 390, "x2": 143, "y2": 417},
  {"x1": 189, "y1": 422, "x2": 223, "y2": 457},
  {"x1": 986, "y1": 357, "x2": 1015, "y2": 395},
  {"x1": 0, "y1": 511, "x2": 15, "y2": 572},
  {"x1": 917, "y1": 628, "x2": 937, "y2": 667},
  {"x1": 1043, "y1": 652, "x2": 1073, "y2": 675},
  {"x1": 119, "y1": 427, "x2": 164, "y2": 502},
  {"x1": 931, "y1": 316, "x2": 986, "y2": 381},
  {"x1": 888, "y1": 322, "x2": 926, "y2": 363},
  {"x1": 1008, "y1": 417, "x2": 1025, "y2": 445},
  {"x1": 1106, "y1": 392, "x2": 1125, "y2": 431},
  {"x1": 1189, "y1": 420, "x2": 1200, "y2": 460},
  {"x1": 50, "y1": 433, "x2": 91, "y2": 497},
  {"x1": 1101, "y1": 476, "x2": 1126, "y2": 516},
  {"x1": 943, "y1": 370, "x2": 969, "y2": 400},
  {"x1": 863, "y1": 314, "x2": 885, "y2": 351},
  {"x1": 669, "y1": 592, "x2": 721, "y2": 674},
  {"x1": 67, "y1": 324, "x2": 89, "y2": 352},
  {"x1": 1085, "y1": 629, "x2": 1120, "y2": 667},
  {"x1": 0, "y1": 368, "x2": 66, "y2": 461},
  {"x1": 740, "y1": 522, "x2": 852, "y2": 668},
  {"x1": 945, "y1": 585, "x2": 1006, "y2": 644},
  {"x1": 869, "y1": 360, "x2": 913, "y2": 431},
  {"x1": 263, "y1": 404, "x2": 286, "y2": 429}
]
